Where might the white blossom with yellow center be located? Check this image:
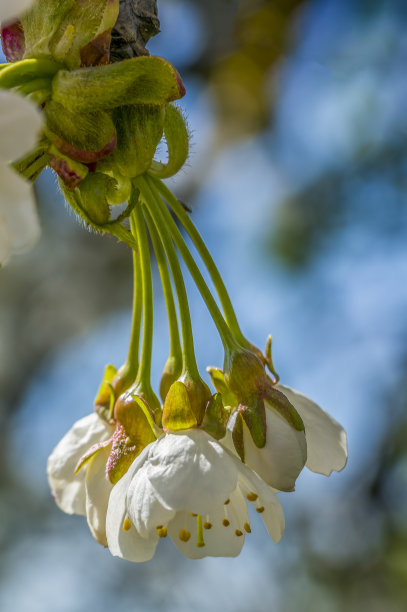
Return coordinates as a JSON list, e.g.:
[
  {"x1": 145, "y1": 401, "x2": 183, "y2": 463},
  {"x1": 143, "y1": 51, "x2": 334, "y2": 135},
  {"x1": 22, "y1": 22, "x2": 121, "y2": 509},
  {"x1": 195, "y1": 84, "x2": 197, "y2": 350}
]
[
  {"x1": 225, "y1": 385, "x2": 348, "y2": 491},
  {"x1": 106, "y1": 428, "x2": 284, "y2": 561},
  {"x1": 47, "y1": 413, "x2": 114, "y2": 546}
]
